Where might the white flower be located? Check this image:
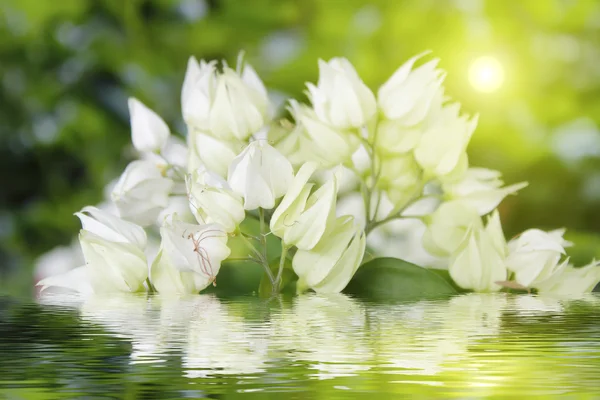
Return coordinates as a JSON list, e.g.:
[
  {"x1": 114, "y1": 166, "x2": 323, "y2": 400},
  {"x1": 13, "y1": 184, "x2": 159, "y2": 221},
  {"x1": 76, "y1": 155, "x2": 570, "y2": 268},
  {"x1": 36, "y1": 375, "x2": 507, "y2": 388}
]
[
  {"x1": 376, "y1": 154, "x2": 423, "y2": 211},
  {"x1": 181, "y1": 58, "x2": 217, "y2": 129},
  {"x1": 151, "y1": 217, "x2": 230, "y2": 294},
  {"x1": 293, "y1": 216, "x2": 366, "y2": 293},
  {"x1": 156, "y1": 195, "x2": 196, "y2": 226},
  {"x1": 307, "y1": 58, "x2": 376, "y2": 129},
  {"x1": 422, "y1": 201, "x2": 483, "y2": 257},
  {"x1": 270, "y1": 162, "x2": 337, "y2": 250},
  {"x1": 182, "y1": 56, "x2": 269, "y2": 142},
  {"x1": 442, "y1": 168, "x2": 528, "y2": 215},
  {"x1": 227, "y1": 140, "x2": 294, "y2": 210},
  {"x1": 281, "y1": 101, "x2": 360, "y2": 168},
  {"x1": 111, "y1": 160, "x2": 173, "y2": 226},
  {"x1": 378, "y1": 53, "x2": 445, "y2": 124},
  {"x1": 187, "y1": 167, "x2": 245, "y2": 233},
  {"x1": 128, "y1": 97, "x2": 170, "y2": 153},
  {"x1": 505, "y1": 228, "x2": 572, "y2": 288},
  {"x1": 414, "y1": 102, "x2": 477, "y2": 178},
  {"x1": 188, "y1": 131, "x2": 242, "y2": 177},
  {"x1": 449, "y1": 211, "x2": 507, "y2": 292},
  {"x1": 535, "y1": 260, "x2": 600, "y2": 295},
  {"x1": 38, "y1": 207, "x2": 148, "y2": 294}
]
